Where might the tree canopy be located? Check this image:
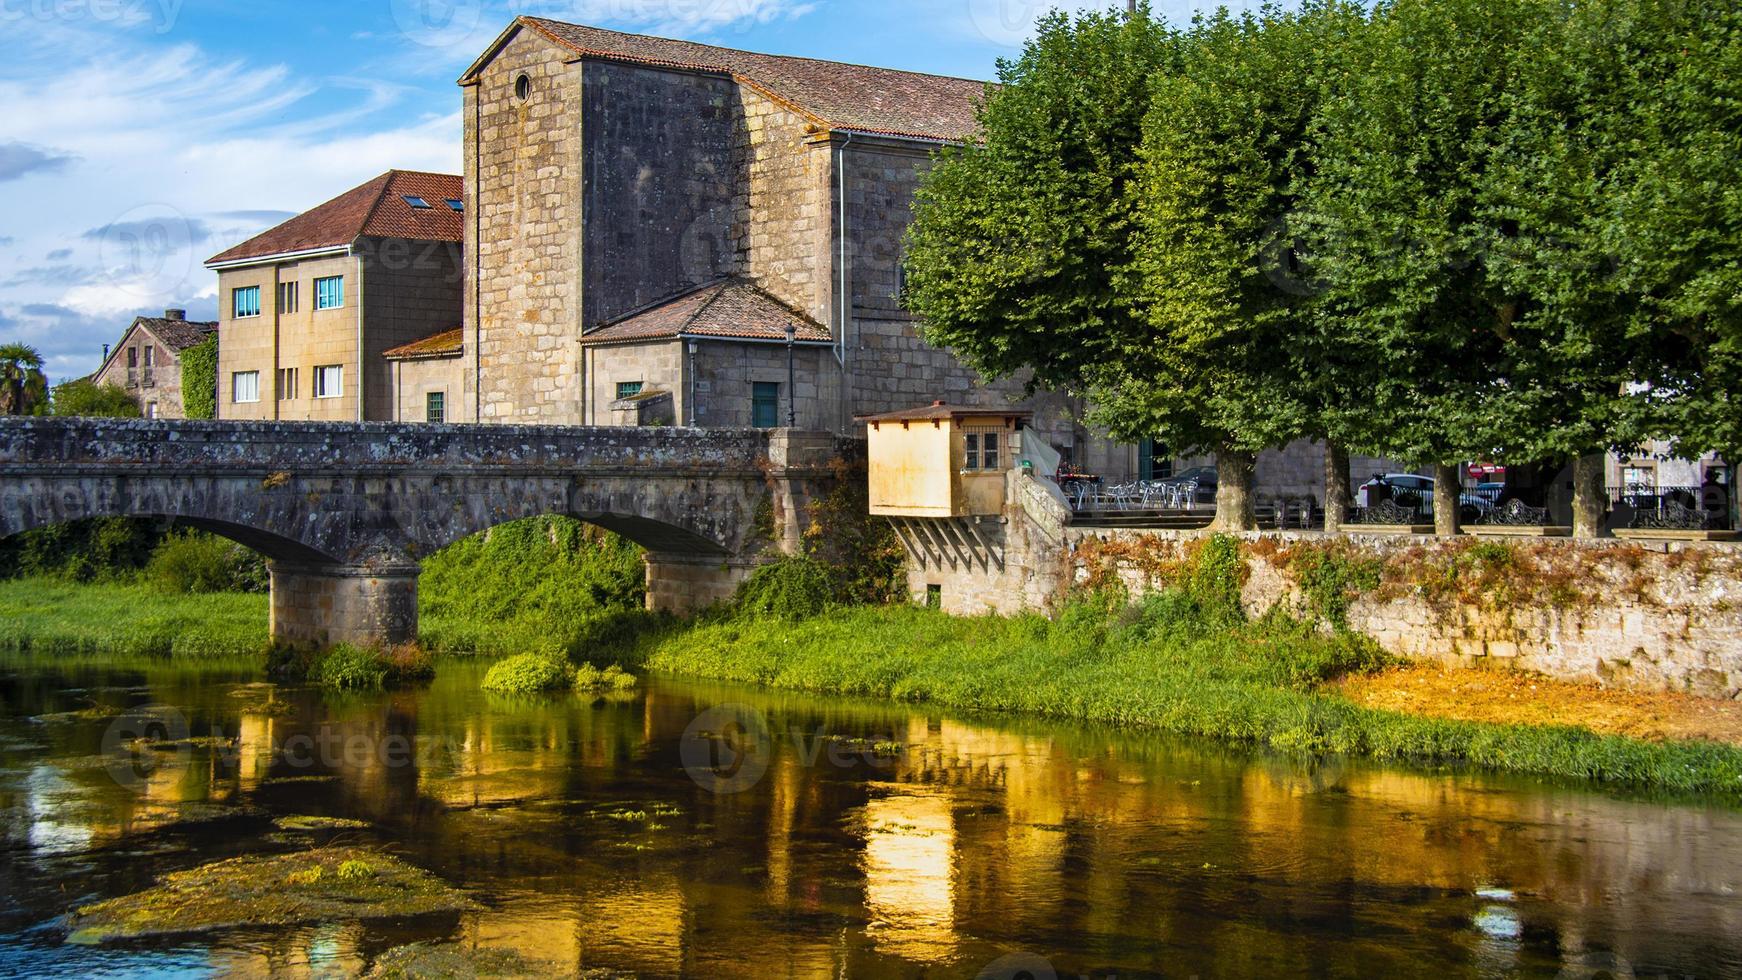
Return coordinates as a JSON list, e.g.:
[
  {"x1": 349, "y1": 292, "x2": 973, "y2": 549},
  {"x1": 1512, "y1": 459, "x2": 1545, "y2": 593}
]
[
  {"x1": 0, "y1": 344, "x2": 48, "y2": 417},
  {"x1": 50, "y1": 379, "x2": 143, "y2": 418},
  {"x1": 902, "y1": 0, "x2": 1742, "y2": 533}
]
